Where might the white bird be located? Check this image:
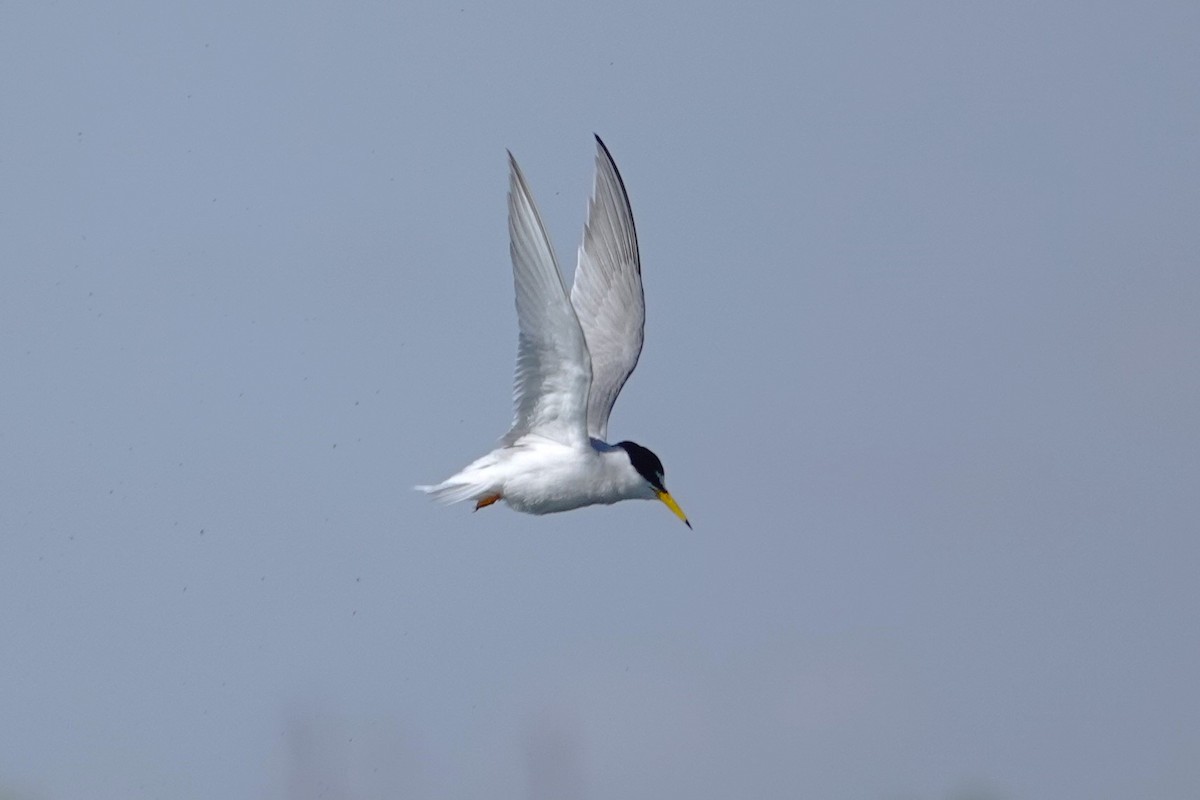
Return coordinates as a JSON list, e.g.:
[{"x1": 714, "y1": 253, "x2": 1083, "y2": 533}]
[{"x1": 417, "y1": 136, "x2": 690, "y2": 527}]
